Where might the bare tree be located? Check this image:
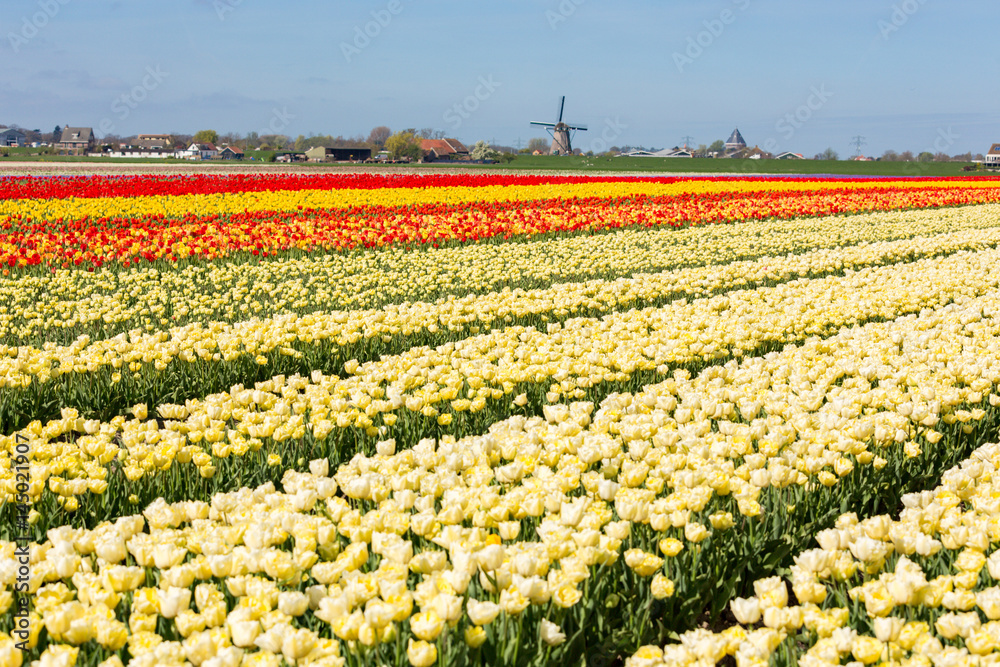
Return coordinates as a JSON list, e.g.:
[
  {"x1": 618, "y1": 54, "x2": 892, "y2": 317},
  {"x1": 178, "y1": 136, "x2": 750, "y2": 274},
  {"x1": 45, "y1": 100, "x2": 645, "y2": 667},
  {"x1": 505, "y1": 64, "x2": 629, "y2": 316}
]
[
  {"x1": 899, "y1": 151, "x2": 914, "y2": 162},
  {"x1": 218, "y1": 132, "x2": 241, "y2": 148},
  {"x1": 881, "y1": 150, "x2": 899, "y2": 161},
  {"x1": 367, "y1": 126, "x2": 391, "y2": 148},
  {"x1": 172, "y1": 134, "x2": 194, "y2": 149},
  {"x1": 527, "y1": 137, "x2": 549, "y2": 153},
  {"x1": 933, "y1": 152, "x2": 951, "y2": 162},
  {"x1": 260, "y1": 134, "x2": 290, "y2": 150}
]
